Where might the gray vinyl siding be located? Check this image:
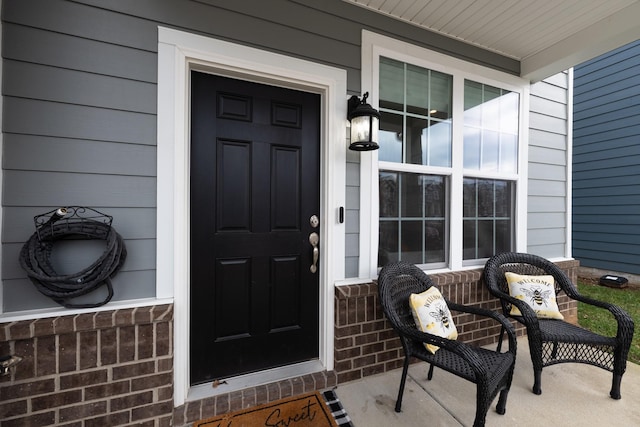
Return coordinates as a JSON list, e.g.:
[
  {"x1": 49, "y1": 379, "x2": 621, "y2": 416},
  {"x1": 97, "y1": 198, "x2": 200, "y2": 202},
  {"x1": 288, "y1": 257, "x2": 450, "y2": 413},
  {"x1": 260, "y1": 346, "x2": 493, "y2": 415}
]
[
  {"x1": 527, "y1": 72, "x2": 570, "y2": 258},
  {"x1": 1, "y1": 0, "x2": 520, "y2": 311},
  {"x1": 572, "y1": 40, "x2": 640, "y2": 275}
]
